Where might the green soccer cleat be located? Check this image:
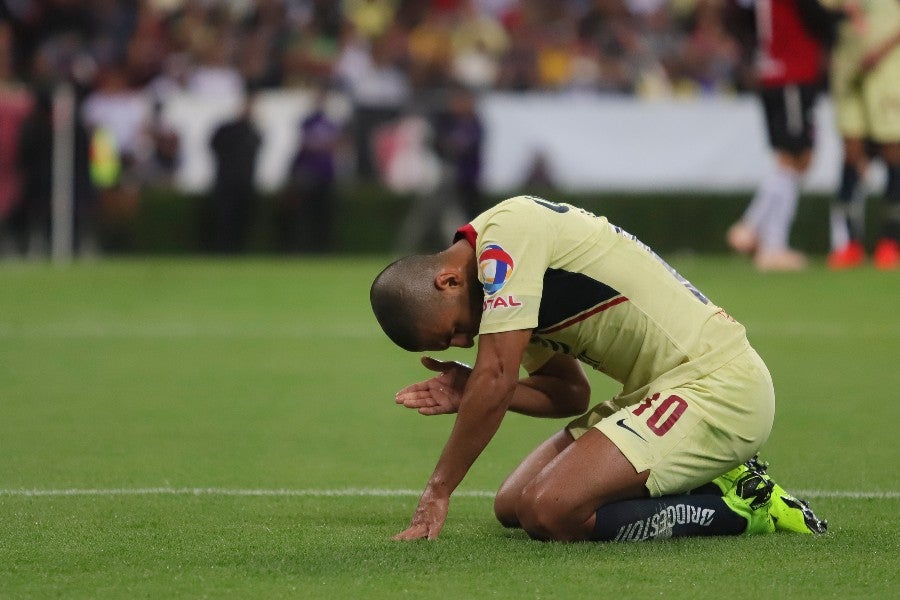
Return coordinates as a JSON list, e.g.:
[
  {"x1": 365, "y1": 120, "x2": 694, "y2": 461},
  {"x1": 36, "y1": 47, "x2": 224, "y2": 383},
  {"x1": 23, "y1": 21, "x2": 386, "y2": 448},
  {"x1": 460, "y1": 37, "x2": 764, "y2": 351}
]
[
  {"x1": 769, "y1": 483, "x2": 828, "y2": 534},
  {"x1": 712, "y1": 455, "x2": 828, "y2": 536},
  {"x1": 713, "y1": 461, "x2": 776, "y2": 535}
]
